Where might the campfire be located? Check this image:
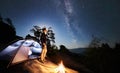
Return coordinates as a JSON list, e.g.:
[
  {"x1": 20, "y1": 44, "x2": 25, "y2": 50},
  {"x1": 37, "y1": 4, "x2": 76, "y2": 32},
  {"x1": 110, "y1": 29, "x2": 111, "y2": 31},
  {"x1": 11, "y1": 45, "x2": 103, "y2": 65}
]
[{"x1": 55, "y1": 61, "x2": 66, "y2": 73}]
